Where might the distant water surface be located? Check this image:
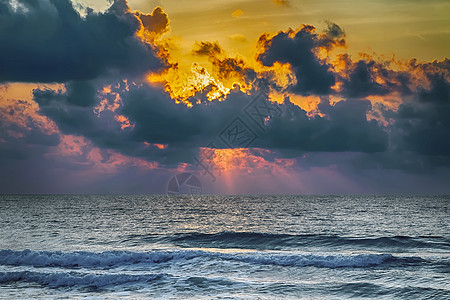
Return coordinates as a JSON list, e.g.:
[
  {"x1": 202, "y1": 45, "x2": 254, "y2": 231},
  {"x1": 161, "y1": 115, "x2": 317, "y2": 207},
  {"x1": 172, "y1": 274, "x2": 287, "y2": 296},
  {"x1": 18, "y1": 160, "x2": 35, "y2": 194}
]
[{"x1": 0, "y1": 195, "x2": 449, "y2": 299}]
